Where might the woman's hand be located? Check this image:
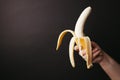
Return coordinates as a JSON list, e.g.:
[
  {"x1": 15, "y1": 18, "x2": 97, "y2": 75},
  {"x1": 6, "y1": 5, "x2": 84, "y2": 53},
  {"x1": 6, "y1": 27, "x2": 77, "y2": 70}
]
[
  {"x1": 75, "y1": 41, "x2": 120, "y2": 80},
  {"x1": 74, "y1": 41, "x2": 104, "y2": 64}
]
